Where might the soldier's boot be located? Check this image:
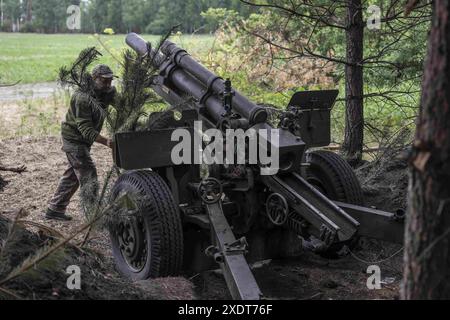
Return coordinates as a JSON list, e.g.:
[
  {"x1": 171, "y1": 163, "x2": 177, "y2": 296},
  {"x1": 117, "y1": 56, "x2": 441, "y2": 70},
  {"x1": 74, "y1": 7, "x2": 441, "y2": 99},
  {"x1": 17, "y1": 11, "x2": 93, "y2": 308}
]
[{"x1": 45, "y1": 208, "x2": 73, "y2": 221}]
